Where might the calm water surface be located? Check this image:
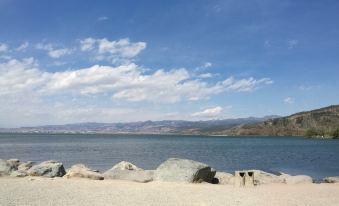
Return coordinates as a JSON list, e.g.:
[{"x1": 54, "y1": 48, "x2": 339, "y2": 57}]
[{"x1": 0, "y1": 134, "x2": 338, "y2": 180}]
